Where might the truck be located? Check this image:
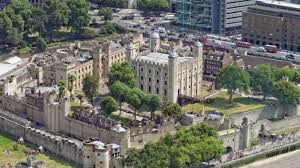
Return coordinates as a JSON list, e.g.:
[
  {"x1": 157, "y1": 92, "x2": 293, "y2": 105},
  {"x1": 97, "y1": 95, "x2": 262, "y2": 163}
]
[{"x1": 265, "y1": 45, "x2": 278, "y2": 53}]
